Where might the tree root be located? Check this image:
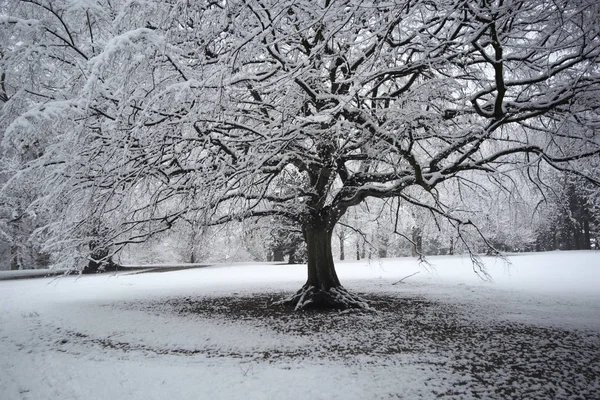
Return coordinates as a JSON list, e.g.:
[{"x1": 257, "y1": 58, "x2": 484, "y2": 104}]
[{"x1": 274, "y1": 284, "x2": 373, "y2": 311}]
